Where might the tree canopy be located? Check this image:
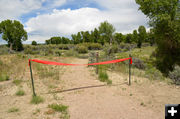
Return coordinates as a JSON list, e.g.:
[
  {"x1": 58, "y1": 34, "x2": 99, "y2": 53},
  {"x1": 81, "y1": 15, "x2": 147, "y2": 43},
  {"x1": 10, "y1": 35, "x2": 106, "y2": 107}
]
[
  {"x1": 32, "y1": 41, "x2": 37, "y2": 45},
  {"x1": 138, "y1": 25, "x2": 147, "y2": 48},
  {"x1": 133, "y1": 30, "x2": 138, "y2": 43},
  {"x1": 114, "y1": 33, "x2": 124, "y2": 44},
  {"x1": 0, "y1": 19, "x2": 27, "y2": 51},
  {"x1": 46, "y1": 36, "x2": 71, "y2": 44},
  {"x1": 136, "y1": 0, "x2": 180, "y2": 74},
  {"x1": 98, "y1": 21, "x2": 115, "y2": 45}
]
